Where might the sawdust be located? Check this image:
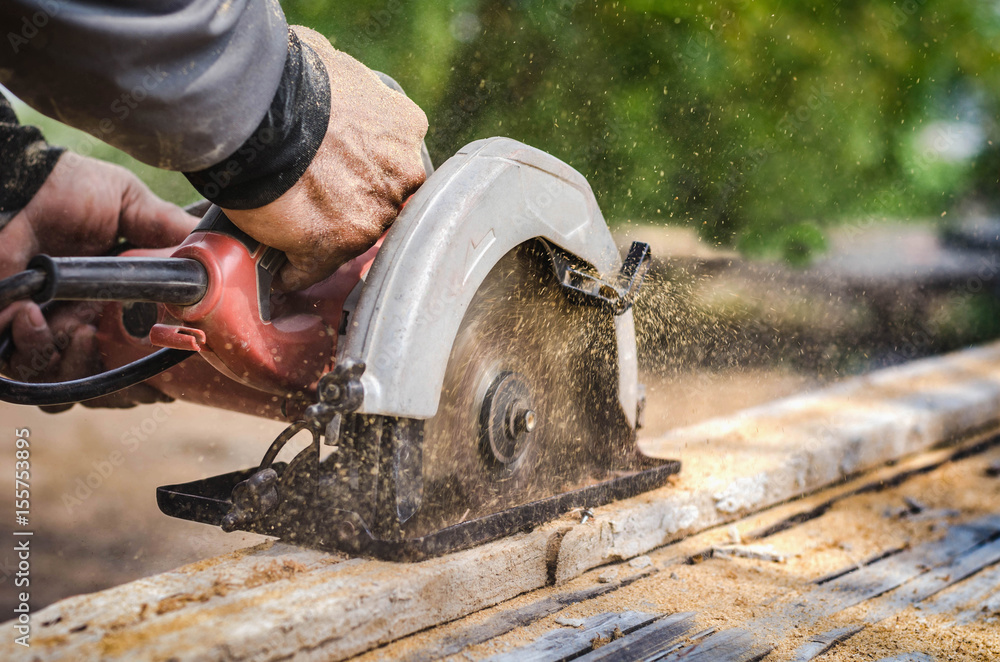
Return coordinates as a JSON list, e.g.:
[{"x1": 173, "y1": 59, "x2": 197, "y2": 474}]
[
  {"x1": 855, "y1": 610, "x2": 999, "y2": 660},
  {"x1": 155, "y1": 580, "x2": 233, "y2": 615},
  {"x1": 96, "y1": 560, "x2": 320, "y2": 658},
  {"x1": 177, "y1": 540, "x2": 276, "y2": 575},
  {"x1": 244, "y1": 558, "x2": 308, "y2": 587},
  {"x1": 589, "y1": 625, "x2": 624, "y2": 649}
]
